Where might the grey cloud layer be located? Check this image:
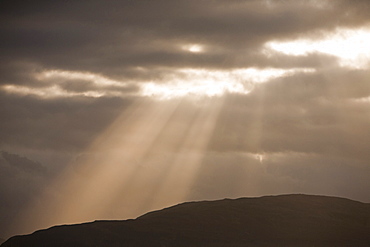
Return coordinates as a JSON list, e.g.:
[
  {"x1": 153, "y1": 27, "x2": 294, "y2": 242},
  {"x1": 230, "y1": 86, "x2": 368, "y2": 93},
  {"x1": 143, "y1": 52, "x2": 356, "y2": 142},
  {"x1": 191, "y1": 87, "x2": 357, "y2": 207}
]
[
  {"x1": 0, "y1": 92, "x2": 134, "y2": 152},
  {"x1": 208, "y1": 72, "x2": 370, "y2": 161},
  {"x1": 1, "y1": 0, "x2": 370, "y2": 80}
]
